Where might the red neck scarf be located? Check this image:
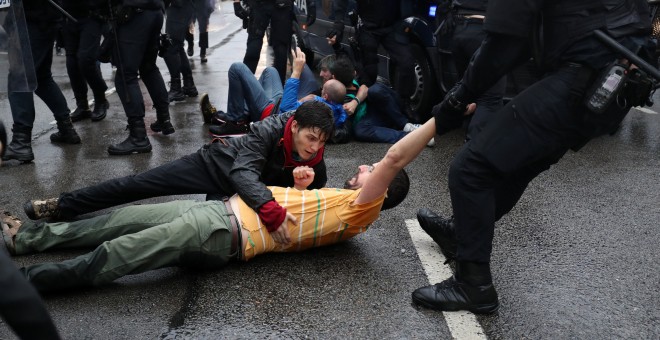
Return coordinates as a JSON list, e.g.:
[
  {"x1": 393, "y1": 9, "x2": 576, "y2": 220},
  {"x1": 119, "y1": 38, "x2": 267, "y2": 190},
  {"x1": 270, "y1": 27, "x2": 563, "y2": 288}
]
[{"x1": 281, "y1": 117, "x2": 325, "y2": 167}]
